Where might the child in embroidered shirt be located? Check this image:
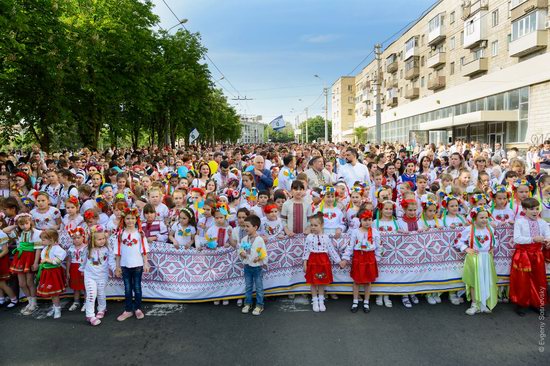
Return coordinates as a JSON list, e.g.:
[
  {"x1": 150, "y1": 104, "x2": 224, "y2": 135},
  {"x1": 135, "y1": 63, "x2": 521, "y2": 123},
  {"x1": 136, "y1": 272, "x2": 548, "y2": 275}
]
[
  {"x1": 490, "y1": 185, "x2": 515, "y2": 227},
  {"x1": 58, "y1": 169, "x2": 79, "y2": 217},
  {"x1": 36, "y1": 229, "x2": 66, "y2": 319},
  {"x1": 197, "y1": 198, "x2": 215, "y2": 238},
  {"x1": 81, "y1": 225, "x2": 115, "y2": 326},
  {"x1": 346, "y1": 186, "x2": 365, "y2": 231},
  {"x1": 0, "y1": 228, "x2": 17, "y2": 308},
  {"x1": 169, "y1": 207, "x2": 197, "y2": 250},
  {"x1": 511, "y1": 179, "x2": 532, "y2": 219},
  {"x1": 419, "y1": 194, "x2": 440, "y2": 231},
  {"x1": 31, "y1": 192, "x2": 61, "y2": 230},
  {"x1": 282, "y1": 180, "x2": 313, "y2": 236},
  {"x1": 230, "y1": 208, "x2": 250, "y2": 249},
  {"x1": 146, "y1": 187, "x2": 170, "y2": 223},
  {"x1": 142, "y1": 204, "x2": 168, "y2": 243},
  {"x1": 260, "y1": 203, "x2": 285, "y2": 242},
  {"x1": 168, "y1": 189, "x2": 186, "y2": 227},
  {"x1": 335, "y1": 181, "x2": 350, "y2": 211},
  {"x1": 396, "y1": 198, "x2": 420, "y2": 308},
  {"x1": 59, "y1": 196, "x2": 84, "y2": 249},
  {"x1": 238, "y1": 172, "x2": 256, "y2": 207},
  {"x1": 415, "y1": 175, "x2": 429, "y2": 202},
  {"x1": 41, "y1": 170, "x2": 62, "y2": 207},
  {"x1": 303, "y1": 213, "x2": 346, "y2": 312},
  {"x1": 239, "y1": 215, "x2": 268, "y2": 316},
  {"x1": 455, "y1": 207, "x2": 499, "y2": 315},
  {"x1": 256, "y1": 190, "x2": 270, "y2": 218},
  {"x1": 66, "y1": 227, "x2": 87, "y2": 312},
  {"x1": 114, "y1": 208, "x2": 150, "y2": 322},
  {"x1": 509, "y1": 198, "x2": 550, "y2": 316},
  {"x1": 343, "y1": 210, "x2": 380, "y2": 313},
  {"x1": 440, "y1": 194, "x2": 467, "y2": 229},
  {"x1": 316, "y1": 186, "x2": 345, "y2": 239},
  {"x1": 5, "y1": 213, "x2": 42, "y2": 315}
]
